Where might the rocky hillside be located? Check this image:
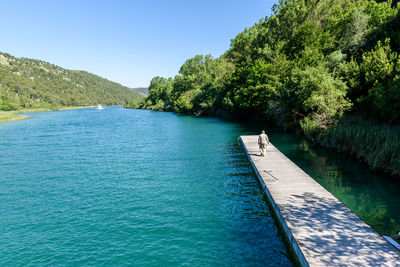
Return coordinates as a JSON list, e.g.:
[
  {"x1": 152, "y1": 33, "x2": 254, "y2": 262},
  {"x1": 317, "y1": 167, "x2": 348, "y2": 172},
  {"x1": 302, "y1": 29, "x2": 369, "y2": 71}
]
[{"x1": 0, "y1": 52, "x2": 144, "y2": 109}]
